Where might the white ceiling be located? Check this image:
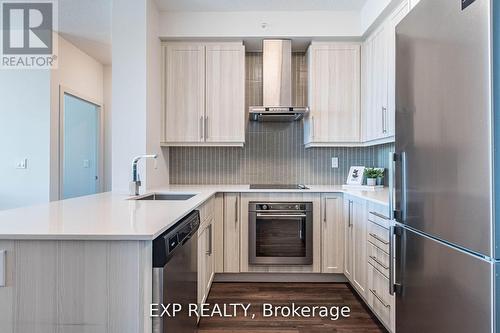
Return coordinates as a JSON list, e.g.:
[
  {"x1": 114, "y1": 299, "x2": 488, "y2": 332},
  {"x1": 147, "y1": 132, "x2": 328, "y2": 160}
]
[
  {"x1": 156, "y1": 0, "x2": 369, "y2": 12},
  {"x1": 58, "y1": 0, "x2": 112, "y2": 65},
  {"x1": 55, "y1": 0, "x2": 370, "y2": 65}
]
